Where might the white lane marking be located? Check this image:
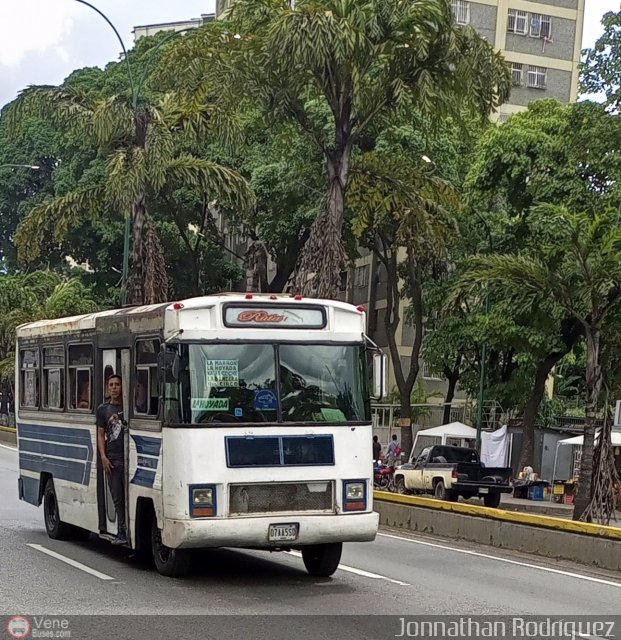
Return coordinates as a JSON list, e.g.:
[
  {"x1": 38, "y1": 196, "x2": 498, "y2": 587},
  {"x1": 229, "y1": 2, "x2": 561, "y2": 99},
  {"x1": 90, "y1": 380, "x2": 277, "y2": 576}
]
[
  {"x1": 27, "y1": 544, "x2": 116, "y2": 581},
  {"x1": 0, "y1": 442, "x2": 17, "y2": 451},
  {"x1": 378, "y1": 531, "x2": 621, "y2": 589},
  {"x1": 286, "y1": 550, "x2": 410, "y2": 586}
]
